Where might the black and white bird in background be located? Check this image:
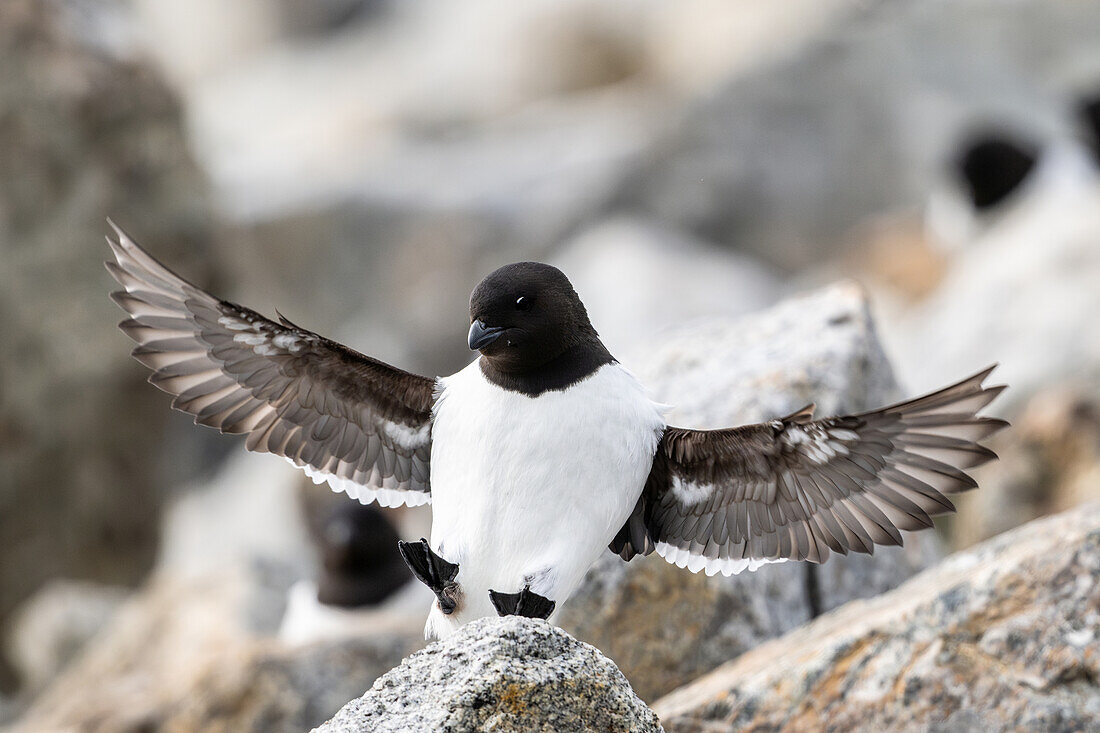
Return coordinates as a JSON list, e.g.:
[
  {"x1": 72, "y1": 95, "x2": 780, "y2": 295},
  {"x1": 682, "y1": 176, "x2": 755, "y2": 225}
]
[
  {"x1": 926, "y1": 89, "x2": 1100, "y2": 251},
  {"x1": 106, "y1": 222, "x2": 1007, "y2": 640}
]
